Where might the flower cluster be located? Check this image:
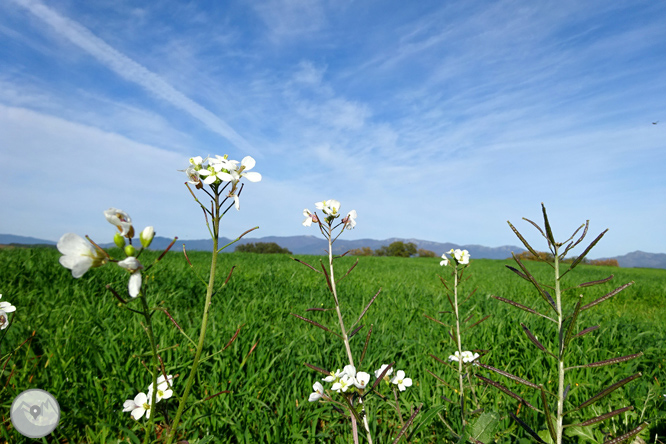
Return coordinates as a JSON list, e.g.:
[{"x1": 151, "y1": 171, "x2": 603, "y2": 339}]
[
  {"x1": 309, "y1": 364, "x2": 412, "y2": 402},
  {"x1": 182, "y1": 155, "x2": 261, "y2": 210},
  {"x1": 0, "y1": 294, "x2": 16, "y2": 330},
  {"x1": 448, "y1": 350, "x2": 479, "y2": 364},
  {"x1": 123, "y1": 374, "x2": 174, "y2": 420},
  {"x1": 303, "y1": 199, "x2": 357, "y2": 229},
  {"x1": 58, "y1": 208, "x2": 155, "y2": 298},
  {"x1": 440, "y1": 248, "x2": 470, "y2": 266}
]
